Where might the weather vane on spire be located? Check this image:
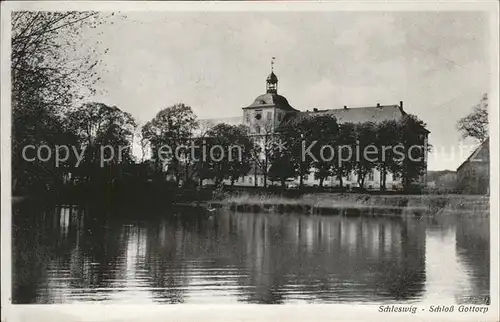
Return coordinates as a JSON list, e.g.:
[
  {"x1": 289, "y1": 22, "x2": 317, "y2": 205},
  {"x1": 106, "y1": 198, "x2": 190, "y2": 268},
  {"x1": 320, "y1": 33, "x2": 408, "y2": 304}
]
[{"x1": 271, "y1": 56, "x2": 276, "y2": 72}]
